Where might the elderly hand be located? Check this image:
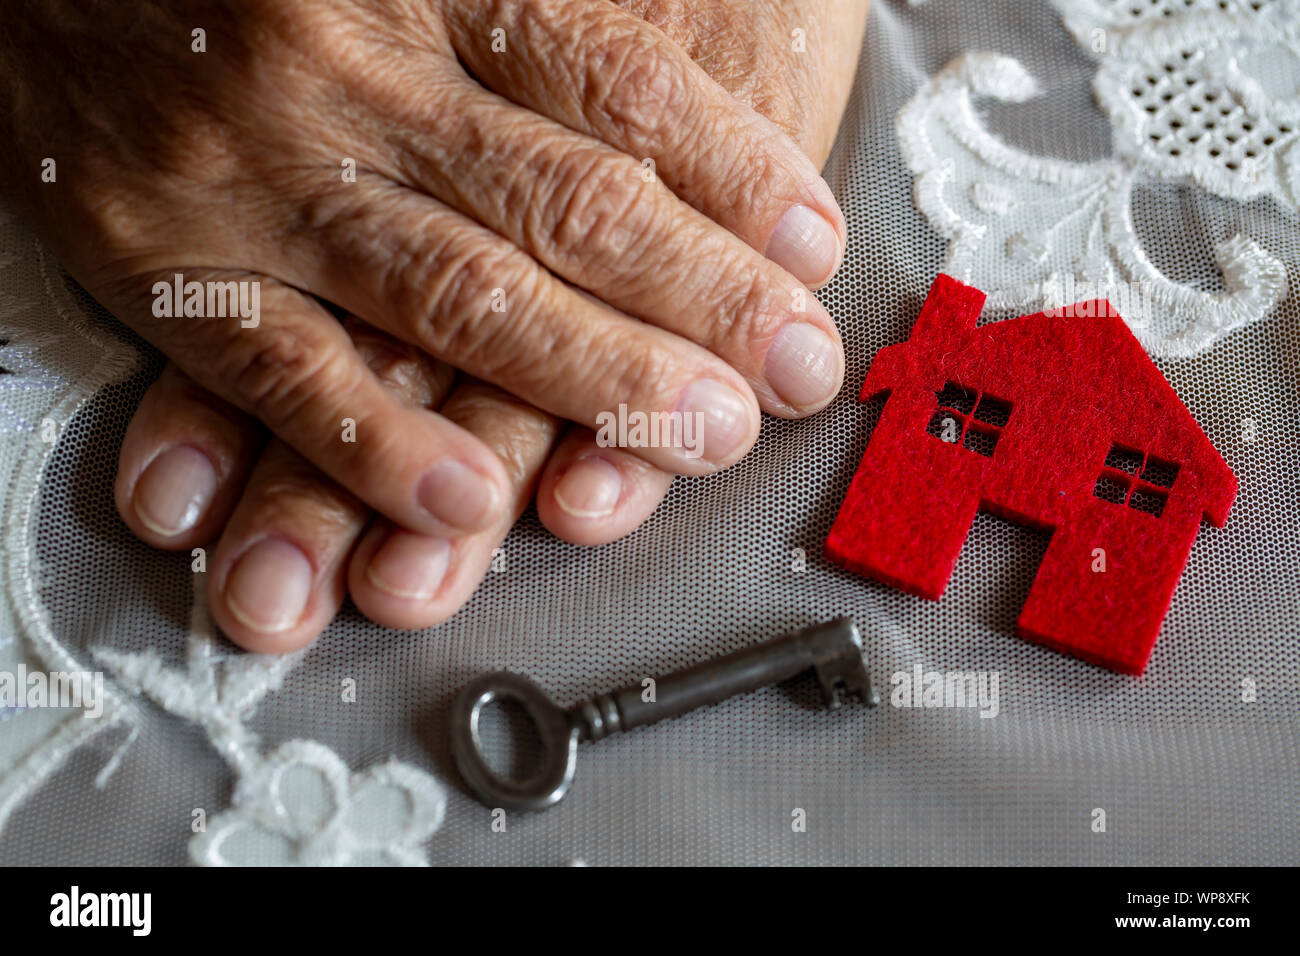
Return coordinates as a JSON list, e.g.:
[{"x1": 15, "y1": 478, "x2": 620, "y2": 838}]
[{"x1": 1, "y1": 0, "x2": 867, "y2": 651}]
